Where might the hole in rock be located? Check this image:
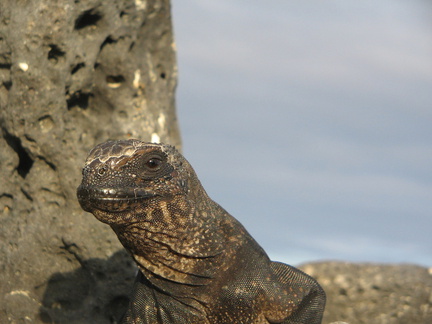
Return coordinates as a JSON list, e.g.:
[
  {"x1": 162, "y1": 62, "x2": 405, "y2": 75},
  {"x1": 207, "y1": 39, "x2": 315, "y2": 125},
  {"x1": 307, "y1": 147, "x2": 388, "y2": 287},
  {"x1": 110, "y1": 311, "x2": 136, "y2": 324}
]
[
  {"x1": 71, "y1": 63, "x2": 85, "y2": 75},
  {"x1": 48, "y1": 44, "x2": 66, "y2": 62},
  {"x1": 100, "y1": 36, "x2": 116, "y2": 51},
  {"x1": 66, "y1": 90, "x2": 93, "y2": 110},
  {"x1": 74, "y1": 9, "x2": 102, "y2": 30},
  {"x1": 3, "y1": 129, "x2": 34, "y2": 178},
  {"x1": 3, "y1": 80, "x2": 12, "y2": 90},
  {"x1": 0, "y1": 63, "x2": 12, "y2": 69}
]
